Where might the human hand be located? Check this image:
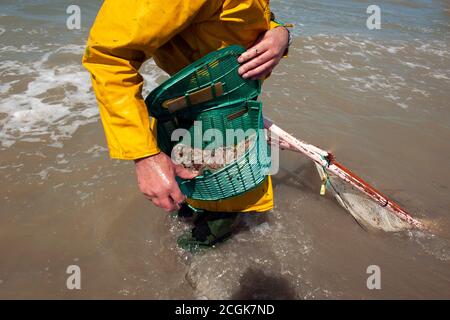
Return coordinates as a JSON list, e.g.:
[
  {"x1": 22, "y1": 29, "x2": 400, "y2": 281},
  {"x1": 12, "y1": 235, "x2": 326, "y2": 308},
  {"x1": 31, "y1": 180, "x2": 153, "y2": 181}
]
[
  {"x1": 135, "y1": 152, "x2": 198, "y2": 212},
  {"x1": 237, "y1": 26, "x2": 289, "y2": 80}
]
